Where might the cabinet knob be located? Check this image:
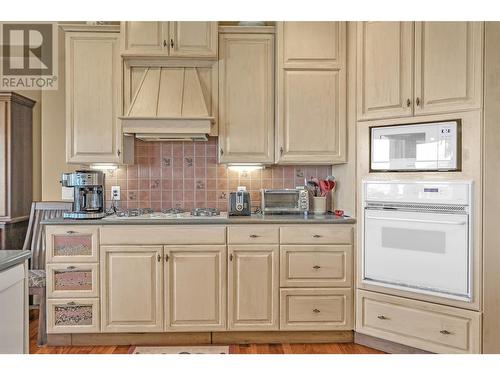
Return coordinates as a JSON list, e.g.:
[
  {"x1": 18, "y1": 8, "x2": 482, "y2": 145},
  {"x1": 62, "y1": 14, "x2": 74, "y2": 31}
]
[
  {"x1": 416, "y1": 97, "x2": 421, "y2": 106},
  {"x1": 157, "y1": 254, "x2": 161, "y2": 262},
  {"x1": 377, "y1": 315, "x2": 388, "y2": 320},
  {"x1": 249, "y1": 234, "x2": 259, "y2": 238},
  {"x1": 170, "y1": 38, "x2": 174, "y2": 48},
  {"x1": 117, "y1": 149, "x2": 121, "y2": 157},
  {"x1": 440, "y1": 329, "x2": 451, "y2": 335},
  {"x1": 406, "y1": 98, "x2": 411, "y2": 107},
  {"x1": 313, "y1": 265, "x2": 321, "y2": 269},
  {"x1": 229, "y1": 254, "x2": 233, "y2": 261},
  {"x1": 220, "y1": 148, "x2": 224, "y2": 156},
  {"x1": 66, "y1": 230, "x2": 76, "y2": 234},
  {"x1": 280, "y1": 146, "x2": 284, "y2": 156},
  {"x1": 312, "y1": 308, "x2": 321, "y2": 313},
  {"x1": 163, "y1": 40, "x2": 167, "y2": 47},
  {"x1": 165, "y1": 254, "x2": 169, "y2": 262},
  {"x1": 66, "y1": 266, "x2": 76, "y2": 270},
  {"x1": 312, "y1": 234, "x2": 322, "y2": 238}
]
